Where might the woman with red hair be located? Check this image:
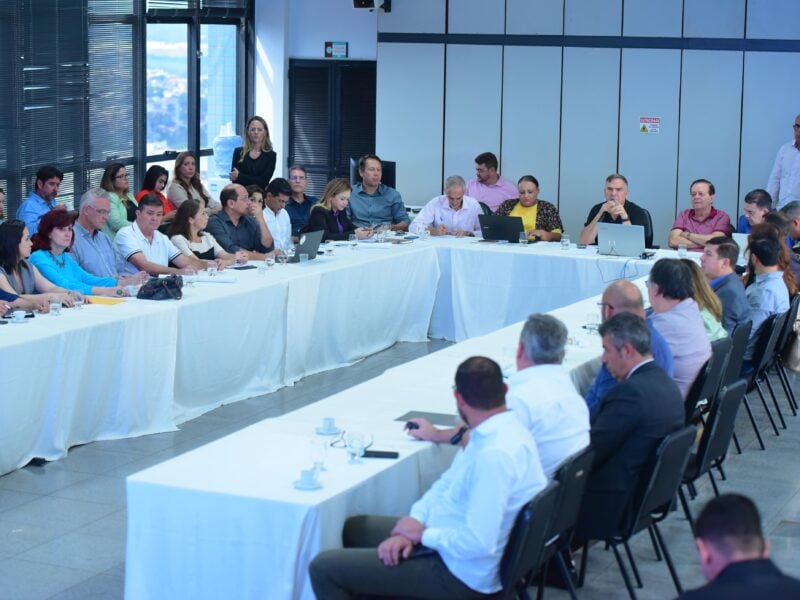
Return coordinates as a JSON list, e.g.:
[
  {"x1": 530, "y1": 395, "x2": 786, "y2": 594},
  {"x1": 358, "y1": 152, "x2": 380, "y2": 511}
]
[{"x1": 29, "y1": 210, "x2": 128, "y2": 297}]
